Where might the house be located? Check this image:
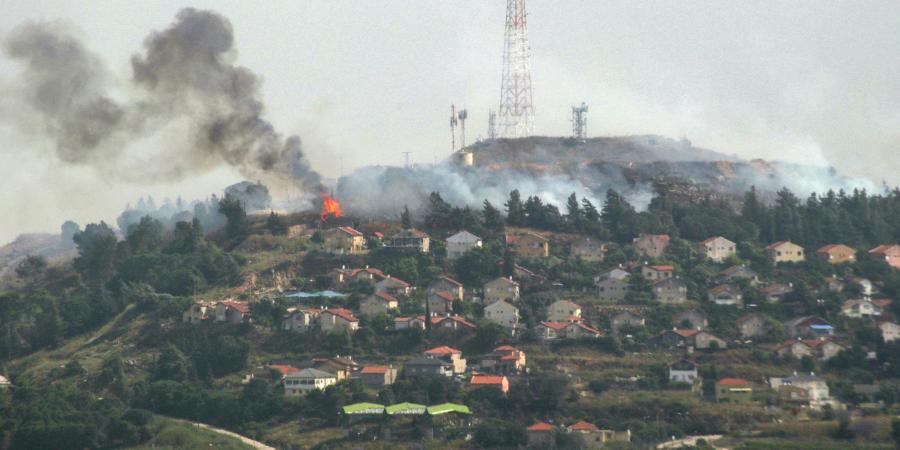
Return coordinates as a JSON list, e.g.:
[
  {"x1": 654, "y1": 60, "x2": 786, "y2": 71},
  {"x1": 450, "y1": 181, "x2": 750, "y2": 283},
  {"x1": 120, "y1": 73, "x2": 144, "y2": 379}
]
[
  {"x1": 719, "y1": 264, "x2": 760, "y2": 285},
  {"x1": 699, "y1": 236, "x2": 737, "y2": 262},
  {"x1": 788, "y1": 316, "x2": 834, "y2": 338},
  {"x1": 570, "y1": 237, "x2": 607, "y2": 262},
  {"x1": 428, "y1": 276, "x2": 464, "y2": 301},
  {"x1": 480, "y1": 345, "x2": 526, "y2": 374},
  {"x1": 484, "y1": 299, "x2": 520, "y2": 333},
  {"x1": 566, "y1": 421, "x2": 625, "y2": 450},
  {"x1": 847, "y1": 277, "x2": 874, "y2": 296},
  {"x1": 641, "y1": 264, "x2": 674, "y2": 281},
  {"x1": 760, "y1": 283, "x2": 794, "y2": 303},
  {"x1": 716, "y1": 378, "x2": 753, "y2": 403},
  {"x1": 508, "y1": 232, "x2": 550, "y2": 259},
  {"x1": 770, "y1": 373, "x2": 830, "y2": 404},
  {"x1": 673, "y1": 310, "x2": 708, "y2": 329},
  {"x1": 330, "y1": 266, "x2": 386, "y2": 286},
  {"x1": 483, "y1": 277, "x2": 520, "y2": 304},
  {"x1": 633, "y1": 233, "x2": 670, "y2": 258},
  {"x1": 668, "y1": 359, "x2": 699, "y2": 384},
  {"x1": 319, "y1": 308, "x2": 360, "y2": 334},
  {"x1": 359, "y1": 291, "x2": 399, "y2": 317},
  {"x1": 432, "y1": 315, "x2": 477, "y2": 332},
  {"x1": 446, "y1": 230, "x2": 482, "y2": 259},
  {"x1": 816, "y1": 244, "x2": 856, "y2": 264},
  {"x1": 394, "y1": 316, "x2": 427, "y2": 331},
  {"x1": 595, "y1": 269, "x2": 629, "y2": 302},
  {"x1": 526, "y1": 421, "x2": 556, "y2": 449},
  {"x1": 358, "y1": 365, "x2": 398, "y2": 388},
  {"x1": 214, "y1": 301, "x2": 251, "y2": 324},
  {"x1": 653, "y1": 277, "x2": 688, "y2": 304},
  {"x1": 182, "y1": 302, "x2": 211, "y2": 323},
  {"x1": 547, "y1": 300, "x2": 582, "y2": 322},
  {"x1": 878, "y1": 321, "x2": 900, "y2": 342},
  {"x1": 513, "y1": 264, "x2": 546, "y2": 285},
  {"x1": 869, "y1": 244, "x2": 900, "y2": 269},
  {"x1": 657, "y1": 329, "x2": 726, "y2": 350},
  {"x1": 386, "y1": 229, "x2": 430, "y2": 253},
  {"x1": 375, "y1": 276, "x2": 411, "y2": 297},
  {"x1": 469, "y1": 375, "x2": 509, "y2": 394},
  {"x1": 538, "y1": 320, "x2": 603, "y2": 340},
  {"x1": 774, "y1": 338, "x2": 845, "y2": 361},
  {"x1": 840, "y1": 298, "x2": 888, "y2": 318},
  {"x1": 736, "y1": 314, "x2": 767, "y2": 339},
  {"x1": 312, "y1": 355, "x2": 360, "y2": 380},
  {"x1": 323, "y1": 226, "x2": 366, "y2": 255},
  {"x1": 610, "y1": 311, "x2": 645, "y2": 331},
  {"x1": 707, "y1": 284, "x2": 743, "y2": 306},
  {"x1": 766, "y1": 241, "x2": 805, "y2": 264},
  {"x1": 823, "y1": 276, "x2": 845, "y2": 293},
  {"x1": 404, "y1": 357, "x2": 454, "y2": 377},
  {"x1": 0, "y1": 375, "x2": 9, "y2": 390},
  {"x1": 424, "y1": 346, "x2": 467, "y2": 374},
  {"x1": 426, "y1": 291, "x2": 456, "y2": 314},
  {"x1": 282, "y1": 307, "x2": 322, "y2": 332},
  {"x1": 283, "y1": 368, "x2": 337, "y2": 396}
]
